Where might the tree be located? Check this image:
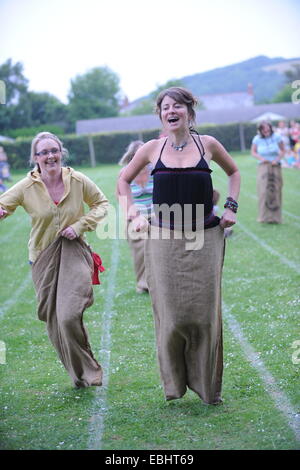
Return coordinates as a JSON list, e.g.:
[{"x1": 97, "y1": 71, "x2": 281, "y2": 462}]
[
  {"x1": 0, "y1": 59, "x2": 31, "y2": 130},
  {"x1": 149, "y1": 79, "x2": 184, "y2": 100},
  {"x1": 128, "y1": 98, "x2": 155, "y2": 116},
  {"x1": 127, "y1": 79, "x2": 204, "y2": 116},
  {"x1": 67, "y1": 66, "x2": 121, "y2": 124},
  {"x1": 271, "y1": 63, "x2": 300, "y2": 104},
  {"x1": 128, "y1": 79, "x2": 184, "y2": 116},
  {"x1": 272, "y1": 83, "x2": 293, "y2": 103},
  {"x1": 284, "y1": 63, "x2": 300, "y2": 83},
  {"x1": 28, "y1": 91, "x2": 68, "y2": 127},
  {"x1": 0, "y1": 59, "x2": 28, "y2": 106}
]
